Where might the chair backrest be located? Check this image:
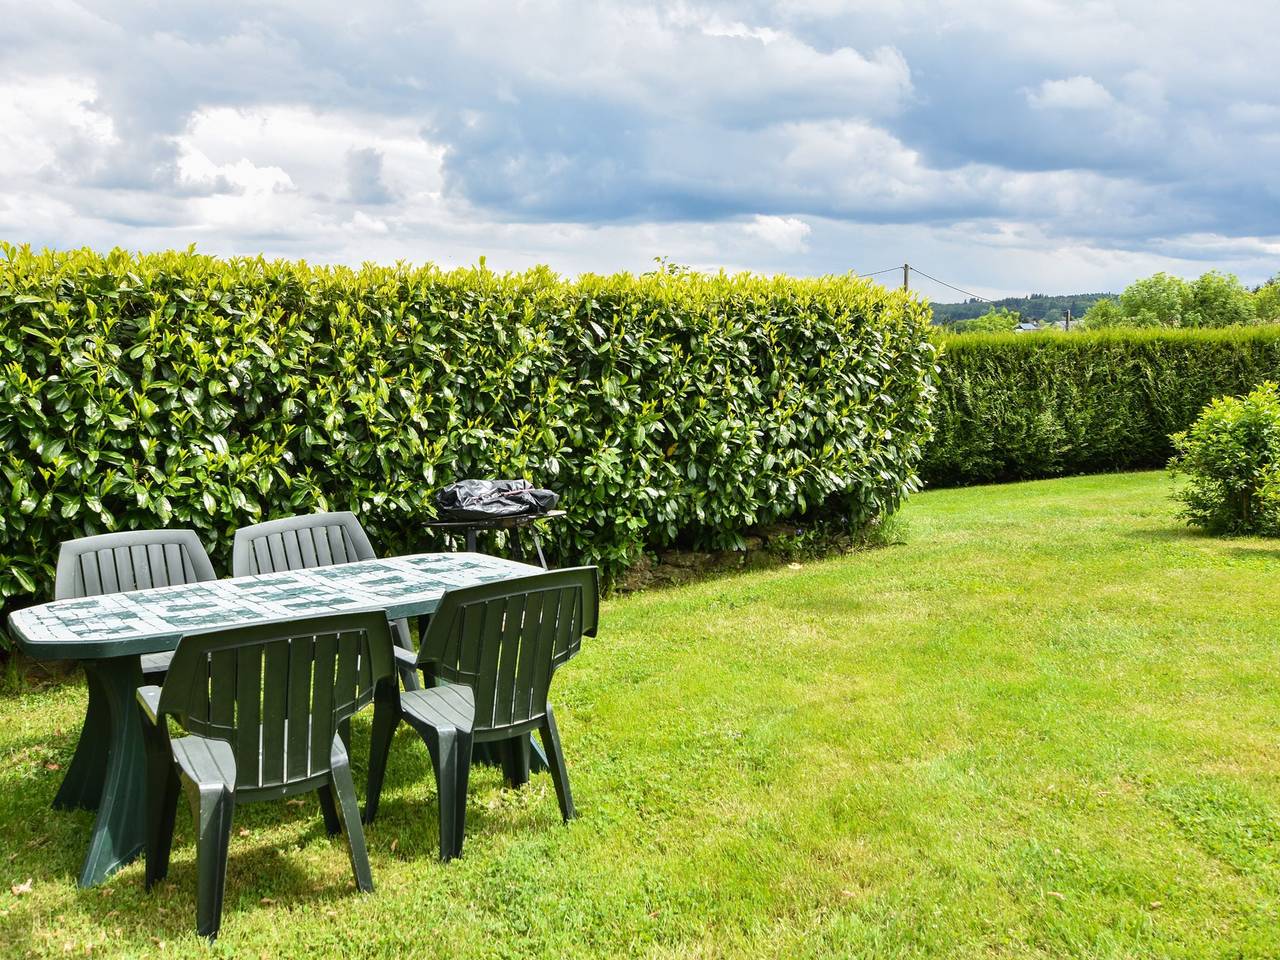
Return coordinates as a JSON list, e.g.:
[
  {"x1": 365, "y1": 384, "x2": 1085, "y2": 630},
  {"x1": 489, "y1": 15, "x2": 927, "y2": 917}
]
[
  {"x1": 158, "y1": 612, "x2": 395, "y2": 791},
  {"x1": 55, "y1": 529, "x2": 217, "y2": 600},
  {"x1": 418, "y1": 567, "x2": 599, "y2": 733},
  {"x1": 232, "y1": 511, "x2": 376, "y2": 577}
]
